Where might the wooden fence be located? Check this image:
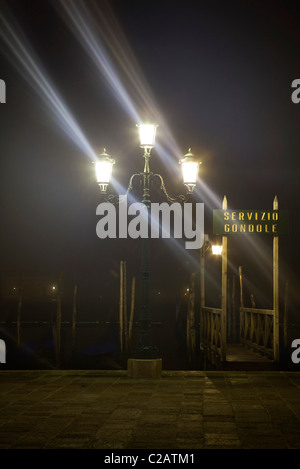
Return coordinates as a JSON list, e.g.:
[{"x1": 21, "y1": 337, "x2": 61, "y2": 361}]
[
  {"x1": 200, "y1": 306, "x2": 223, "y2": 364},
  {"x1": 239, "y1": 307, "x2": 274, "y2": 358}
]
